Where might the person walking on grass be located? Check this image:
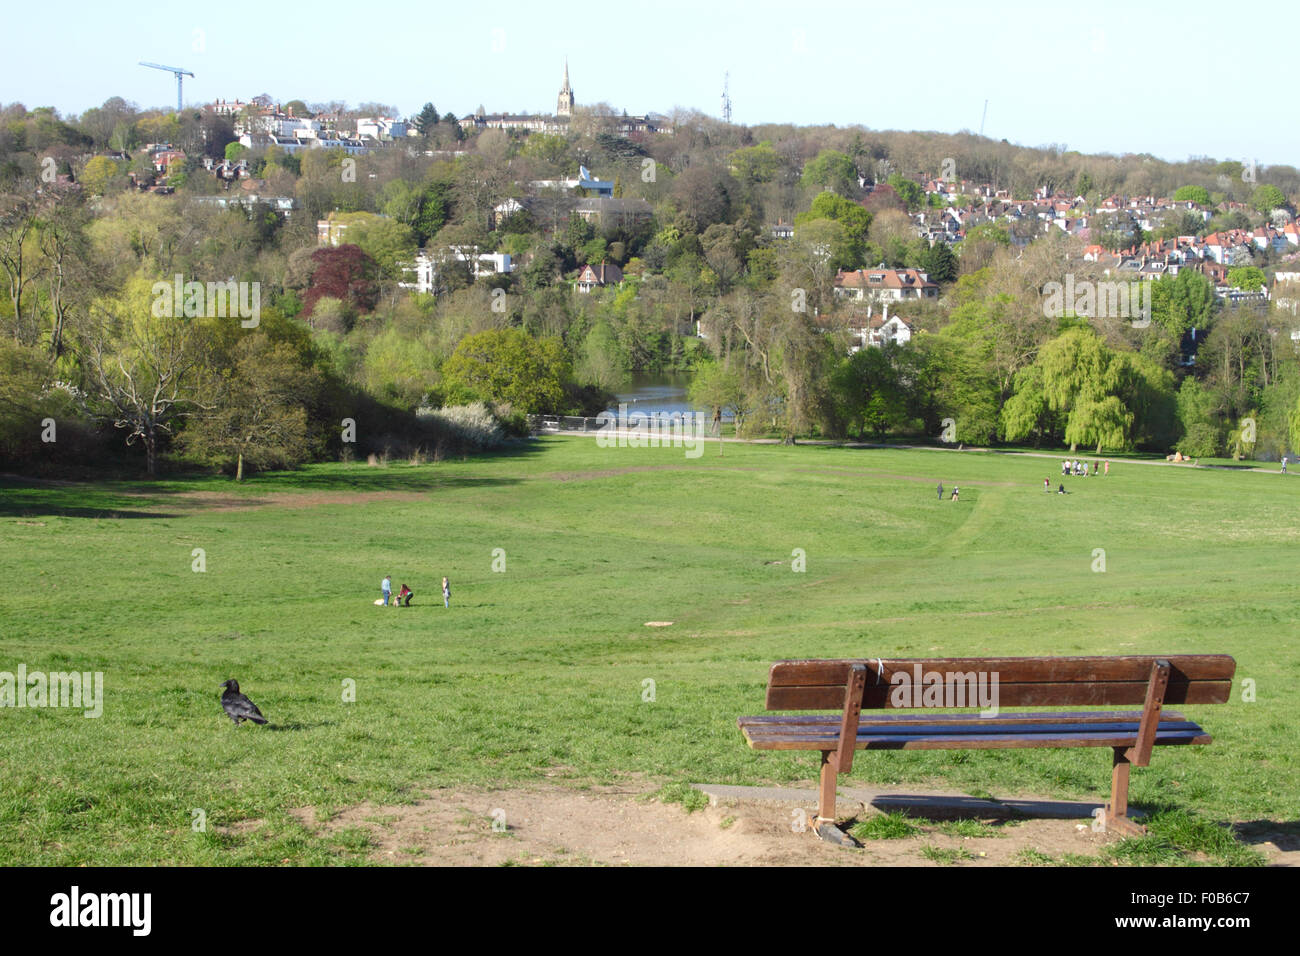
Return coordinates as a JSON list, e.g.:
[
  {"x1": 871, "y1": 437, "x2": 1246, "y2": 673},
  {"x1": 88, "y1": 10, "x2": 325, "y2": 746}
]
[
  {"x1": 950, "y1": 486, "x2": 960, "y2": 502},
  {"x1": 1283, "y1": 457, "x2": 1289, "y2": 474},
  {"x1": 1104, "y1": 459, "x2": 1110, "y2": 476},
  {"x1": 937, "y1": 482, "x2": 943, "y2": 500},
  {"x1": 381, "y1": 575, "x2": 392, "y2": 607},
  {"x1": 442, "y1": 577, "x2": 451, "y2": 608}
]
